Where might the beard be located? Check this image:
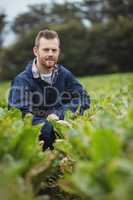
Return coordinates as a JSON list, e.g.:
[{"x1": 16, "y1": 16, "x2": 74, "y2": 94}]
[{"x1": 40, "y1": 57, "x2": 58, "y2": 69}]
